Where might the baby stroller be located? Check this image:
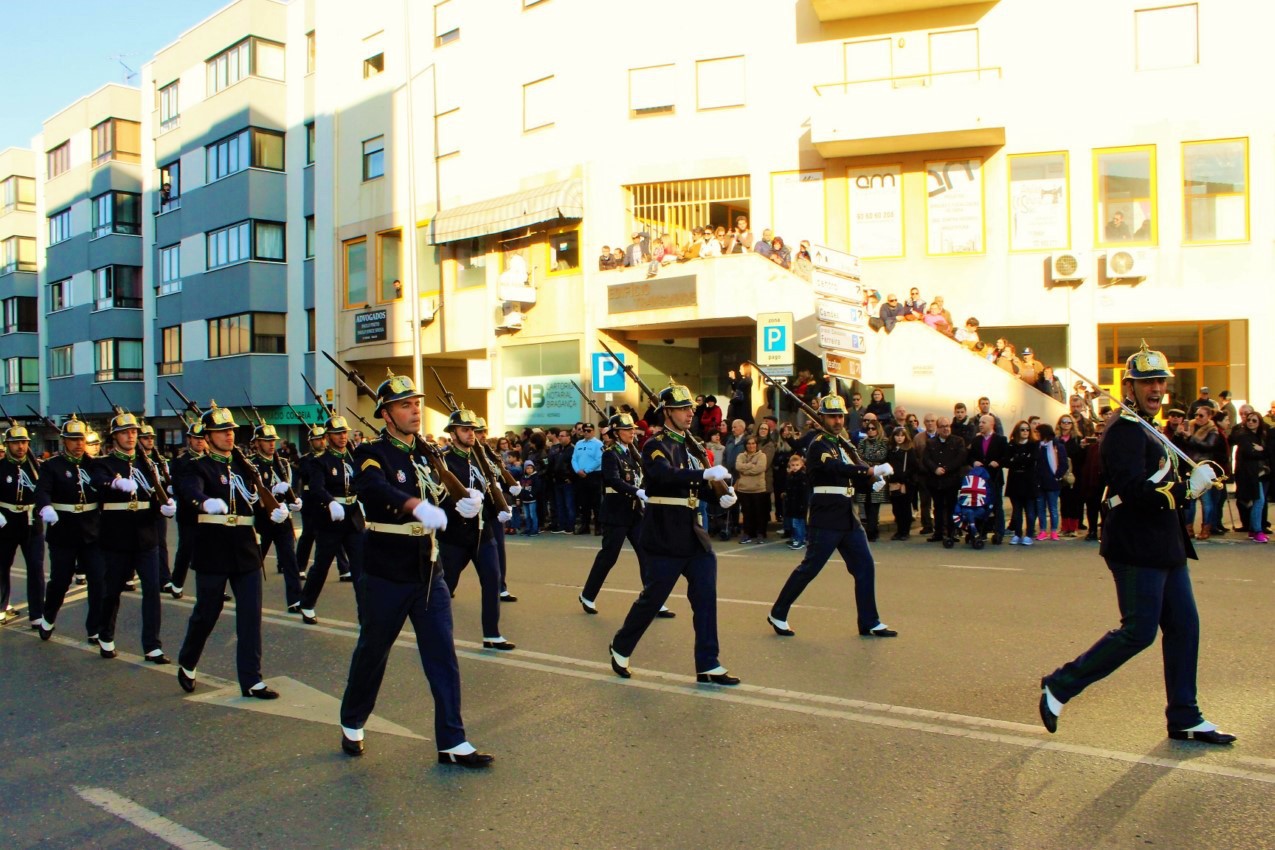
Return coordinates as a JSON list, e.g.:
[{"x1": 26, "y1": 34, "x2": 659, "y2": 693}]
[{"x1": 953, "y1": 466, "x2": 993, "y2": 550}]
